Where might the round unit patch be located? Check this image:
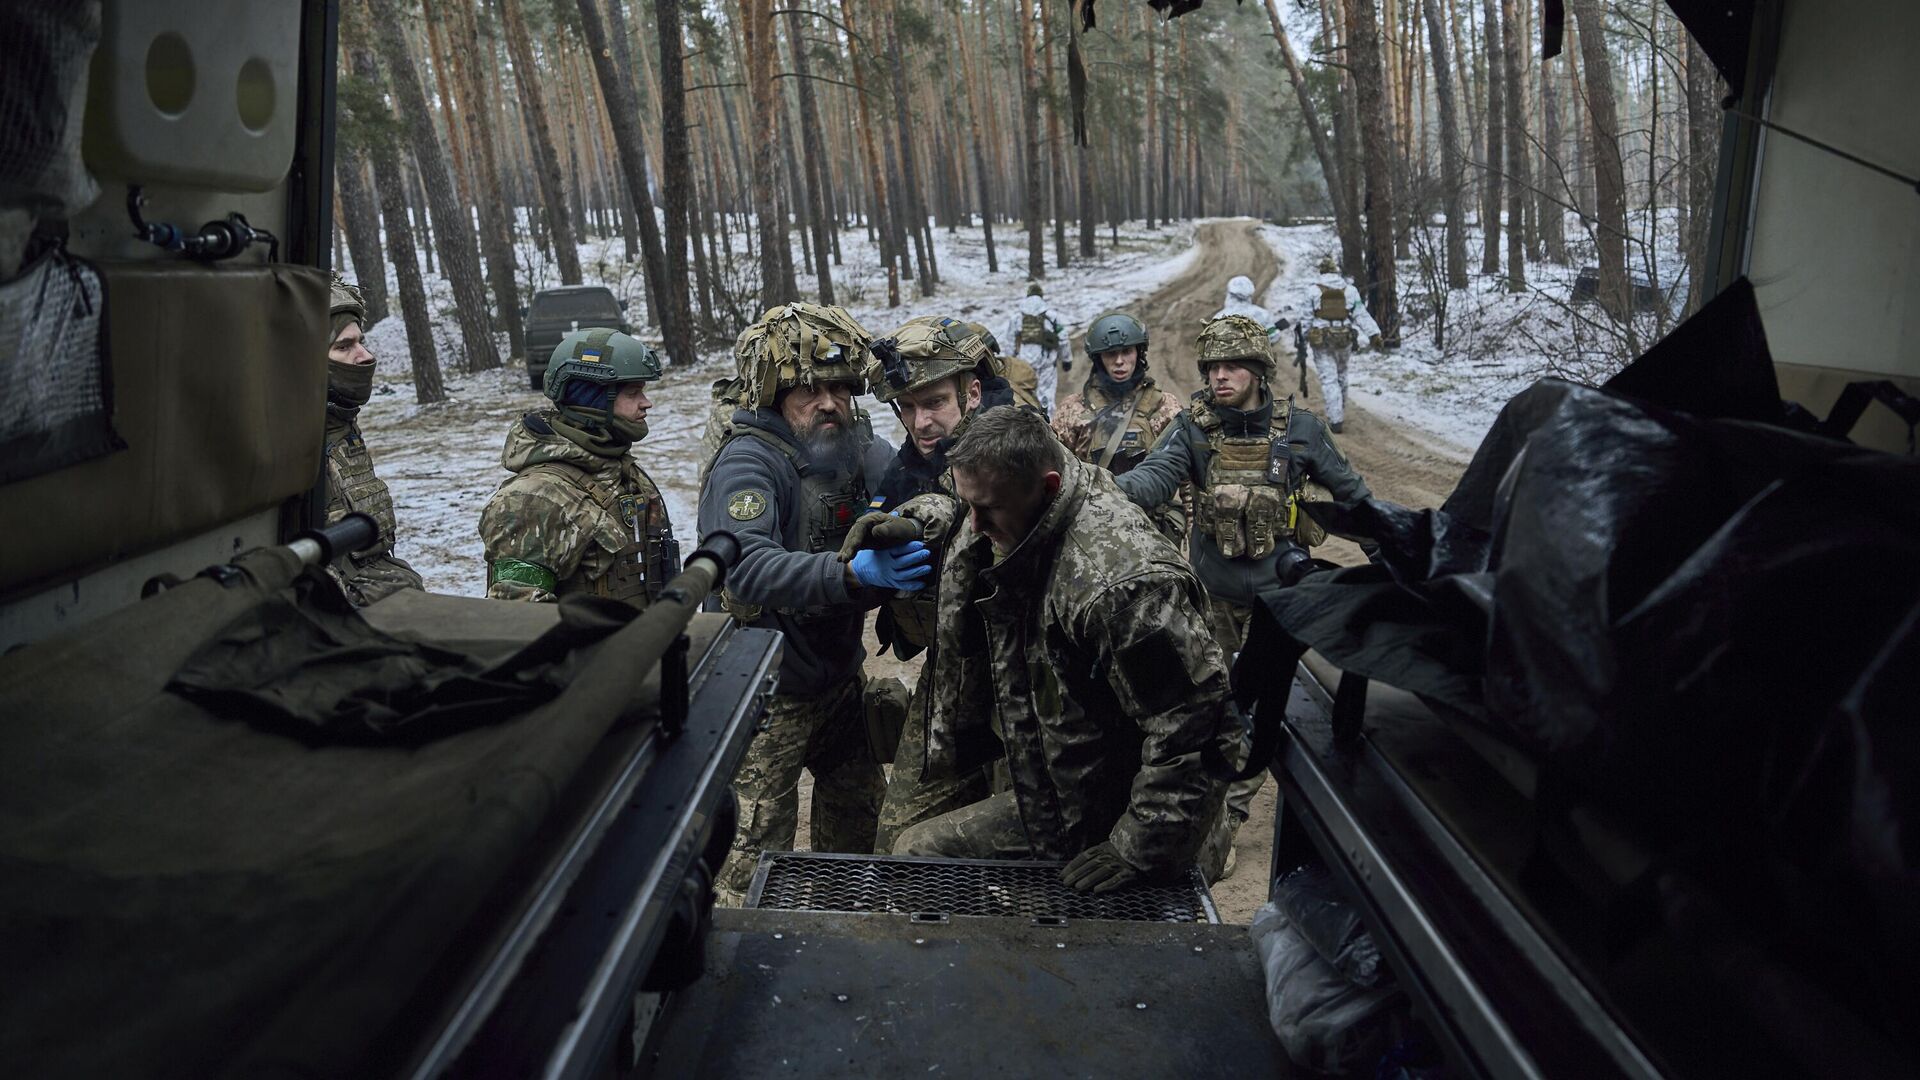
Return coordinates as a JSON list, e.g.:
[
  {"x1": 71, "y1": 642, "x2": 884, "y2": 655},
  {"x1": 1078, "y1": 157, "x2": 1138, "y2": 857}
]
[{"x1": 727, "y1": 490, "x2": 770, "y2": 521}]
